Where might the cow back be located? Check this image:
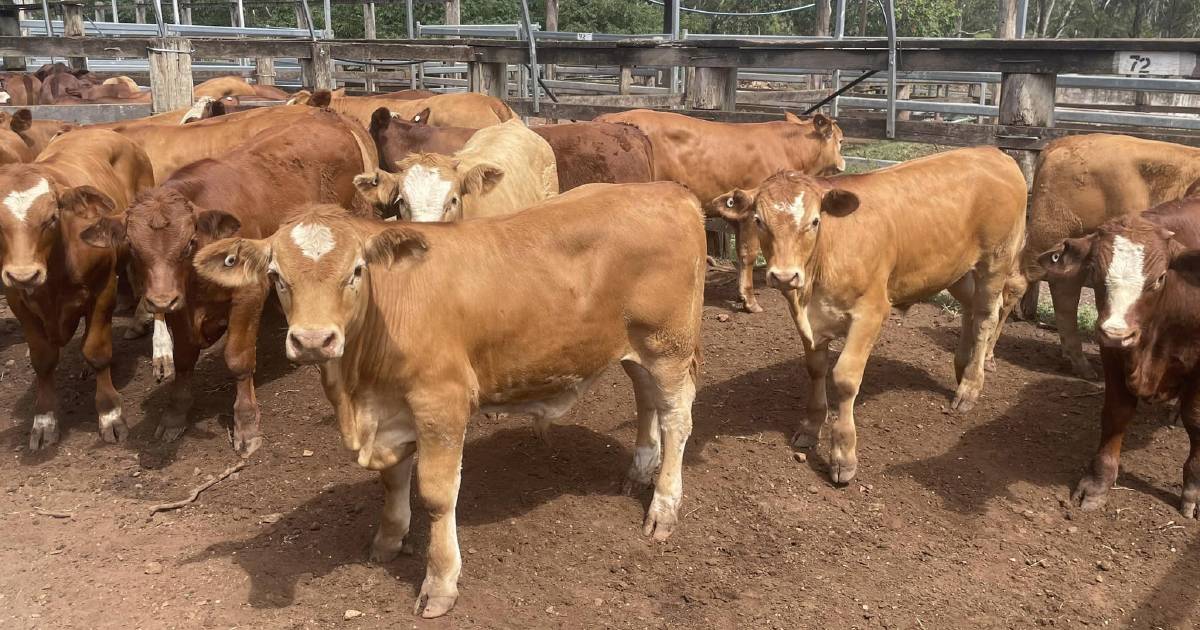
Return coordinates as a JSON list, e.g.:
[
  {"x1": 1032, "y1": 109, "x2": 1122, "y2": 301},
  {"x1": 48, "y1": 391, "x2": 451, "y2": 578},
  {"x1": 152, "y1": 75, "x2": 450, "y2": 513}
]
[
  {"x1": 532, "y1": 122, "x2": 654, "y2": 191},
  {"x1": 455, "y1": 119, "x2": 557, "y2": 219}
]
